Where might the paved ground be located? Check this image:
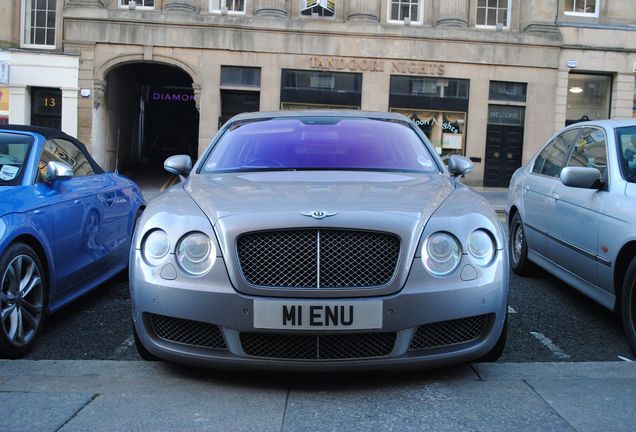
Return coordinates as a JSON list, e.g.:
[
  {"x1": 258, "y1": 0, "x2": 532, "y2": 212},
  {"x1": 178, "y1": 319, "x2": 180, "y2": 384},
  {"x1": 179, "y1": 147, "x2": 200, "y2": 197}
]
[{"x1": 0, "y1": 360, "x2": 634, "y2": 431}]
